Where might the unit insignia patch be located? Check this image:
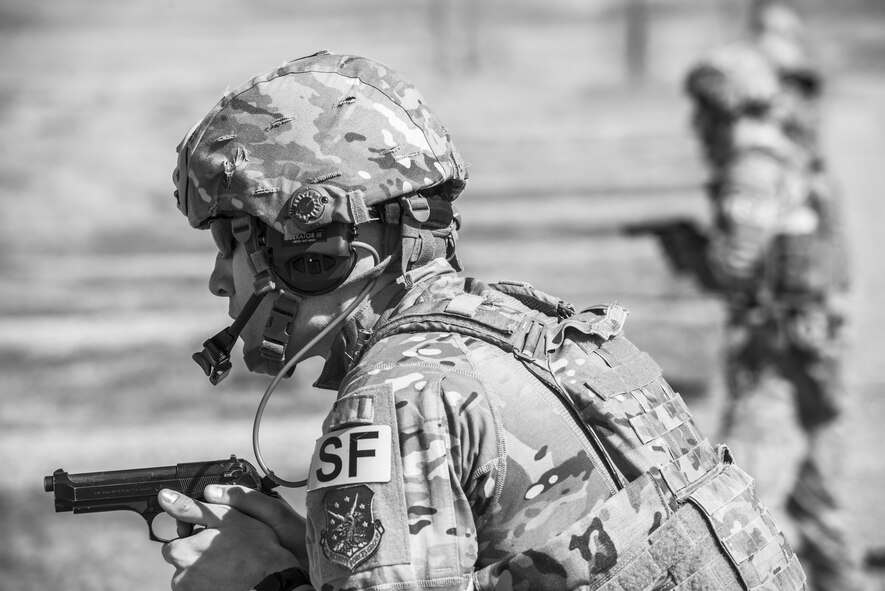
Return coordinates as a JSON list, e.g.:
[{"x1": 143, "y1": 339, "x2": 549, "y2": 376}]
[{"x1": 320, "y1": 485, "x2": 384, "y2": 570}]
